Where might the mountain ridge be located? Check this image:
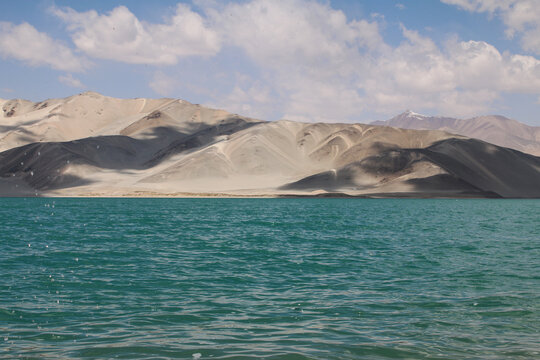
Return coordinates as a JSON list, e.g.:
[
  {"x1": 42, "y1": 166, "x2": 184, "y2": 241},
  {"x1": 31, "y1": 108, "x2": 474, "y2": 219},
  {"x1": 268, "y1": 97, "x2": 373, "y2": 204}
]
[
  {"x1": 372, "y1": 111, "x2": 540, "y2": 156},
  {"x1": 1, "y1": 93, "x2": 539, "y2": 198}
]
